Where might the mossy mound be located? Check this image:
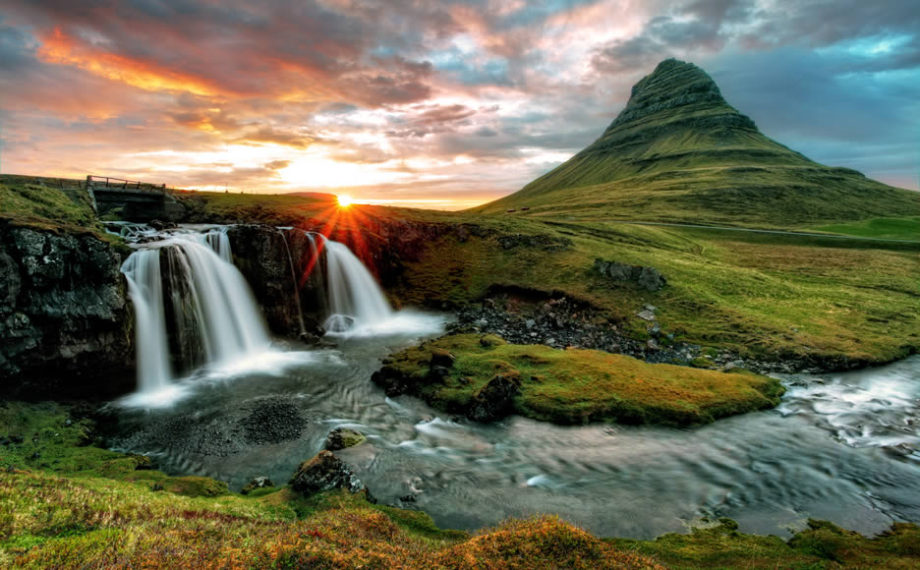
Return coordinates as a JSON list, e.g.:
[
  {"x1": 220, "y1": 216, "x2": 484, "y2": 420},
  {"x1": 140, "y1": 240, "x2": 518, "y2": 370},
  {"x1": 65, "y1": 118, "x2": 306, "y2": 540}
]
[
  {"x1": 373, "y1": 334, "x2": 784, "y2": 426},
  {"x1": 611, "y1": 518, "x2": 920, "y2": 569}
]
